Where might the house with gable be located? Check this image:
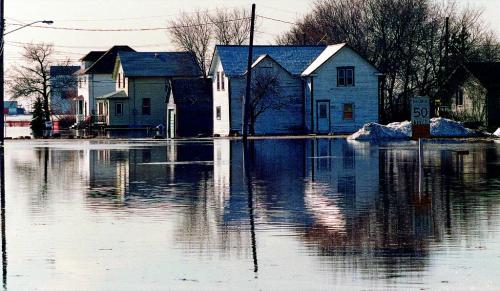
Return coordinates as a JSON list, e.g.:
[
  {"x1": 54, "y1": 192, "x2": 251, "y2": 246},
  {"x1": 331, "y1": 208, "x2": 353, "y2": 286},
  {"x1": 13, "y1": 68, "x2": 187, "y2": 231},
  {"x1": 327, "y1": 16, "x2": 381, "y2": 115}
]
[
  {"x1": 210, "y1": 45, "x2": 326, "y2": 136},
  {"x1": 436, "y1": 62, "x2": 500, "y2": 130},
  {"x1": 94, "y1": 51, "x2": 203, "y2": 129},
  {"x1": 75, "y1": 45, "x2": 135, "y2": 124},
  {"x1": 302, "y1": 43, "x2": 383, "y2": 134},
  {"x1": 209, "y1": 44, "x2": 383, "y2": 136}
]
